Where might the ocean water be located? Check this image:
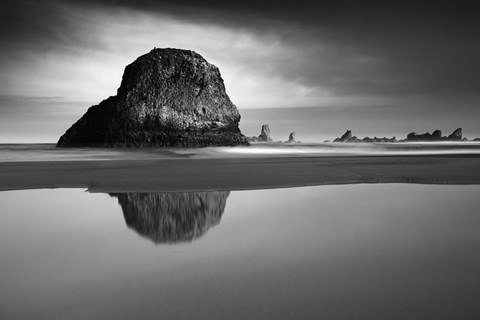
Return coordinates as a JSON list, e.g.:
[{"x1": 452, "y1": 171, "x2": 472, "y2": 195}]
[
  {"x1": 1, "y1": 142, "x2": 480, "y2": 162},
  {"x1": 1, "y1": 184, "x2": 479, "y2": 319}
]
